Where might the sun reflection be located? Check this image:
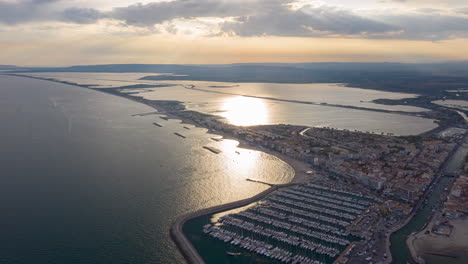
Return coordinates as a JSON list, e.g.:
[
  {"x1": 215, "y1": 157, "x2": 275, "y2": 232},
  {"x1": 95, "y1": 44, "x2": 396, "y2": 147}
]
[
  {"x1": 216, "y1": 139, "x2": 260, "y2": 175},
  {"x1": 219, "y1": 96, "x2": 269, "y2": 126}
]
